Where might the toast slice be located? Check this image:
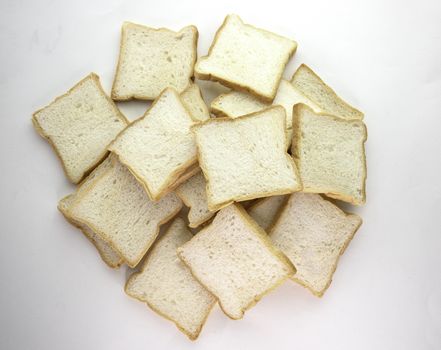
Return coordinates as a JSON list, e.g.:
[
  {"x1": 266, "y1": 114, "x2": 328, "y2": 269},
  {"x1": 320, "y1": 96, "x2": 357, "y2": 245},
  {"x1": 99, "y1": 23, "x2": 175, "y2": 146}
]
[
  {"x1": 68, "y1": 156, "x2": 182, "y2": 267},
  {"x1": 112, "y1": 22, "x2": 198, "y2": 101},
  {"x1": 291, "y1": 64, "x2": 364, "y2": 120},
  {"x1": 32, "y1": 73, "x2": 128, "y2": 183},
  {"x1": 269, "y1": 193, "x2": 362, "y2": 296},
  {"x1": 195, "y1": 14, "x2": 297, "y2": 102},
  {"x1": 210, "y1": 80, "x2": 321, "y2": 146},
  {"x1": 177, "y1": 204, "x2": 295, "y2": 319},
  {"x1": 125, "y1": 218, "x2": 216, "y2": 340},
  {"x1": 109, "y1": 88, "x2": 198, "y2": 200},
  {"x1": 248, "y1": 195, "x2": 288, "y2": 231},
  {"x1": 292, "y1": 104, "x2": 367, "y2": 205},
  {"x1": 193, "y1": 106, "x2": 301, "y2": 211},
  {"x1": 175, "y1": 171, "x2": 215, "y2": 228},
  {"x1": 180, "y1": 83, "x2": 210, "y2": 122}
]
